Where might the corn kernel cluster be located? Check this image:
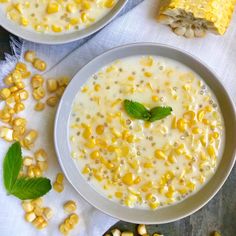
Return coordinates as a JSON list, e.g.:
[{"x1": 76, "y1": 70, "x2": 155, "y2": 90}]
[
  {"x1": 0, "y1": 50, "x2": 81, "y2": 232},
  {"x1": 70, "y1": 56, "x2": 224, "y2": 209},
  {"x1": 0, "y1": 0, "x2": 117, "y2": 33},
  {"x1": 23, "y1": 198, "x2": 53, "y2": 230},
  {"x1": 105, "y1": 224, "x2": 163, "y2": 236},
  {"x1": 59, "y1": 200, "x2": 79, "y2": 235}
]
